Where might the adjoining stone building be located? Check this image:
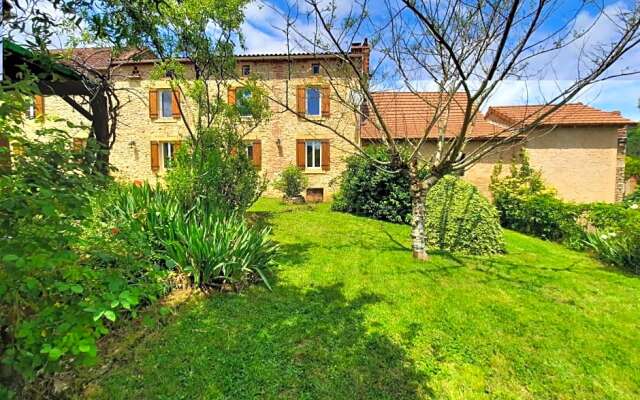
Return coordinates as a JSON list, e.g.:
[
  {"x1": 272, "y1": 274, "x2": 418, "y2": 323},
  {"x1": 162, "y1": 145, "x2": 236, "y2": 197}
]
[
  {"x1": 361, "y1": 92, "x2": 635, "y2": 203},
  {"x1": 15, "y1": 42, "x2": 636, "y2": 203}
]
